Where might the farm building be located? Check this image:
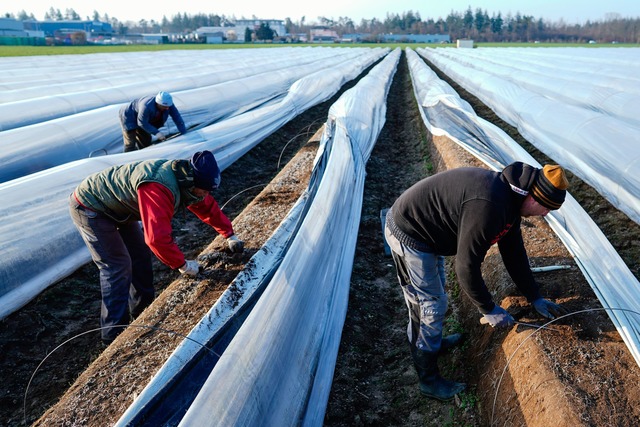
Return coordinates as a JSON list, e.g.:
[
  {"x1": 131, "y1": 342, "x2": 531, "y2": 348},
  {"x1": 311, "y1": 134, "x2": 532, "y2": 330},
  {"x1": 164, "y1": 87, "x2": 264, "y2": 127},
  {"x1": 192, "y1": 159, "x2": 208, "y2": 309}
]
[
  {"x1": 0, "y1": 17, "x2": 45, "y2": 45},
  {"x1": 195, "y1": 19, "x2": 286, "y2": 43},
  {"x1": 457, "y1": 39, "x2": 474, "y2": 48},
  {"x1": 0, "y1": 17, "x2": 28, "y2": 37},
  {"x1": 309, "y1": 28, "x2": 340, "y2": 43},
  {"x1": 22, "y1": 19, "x2": 113, "y2": 40}
]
